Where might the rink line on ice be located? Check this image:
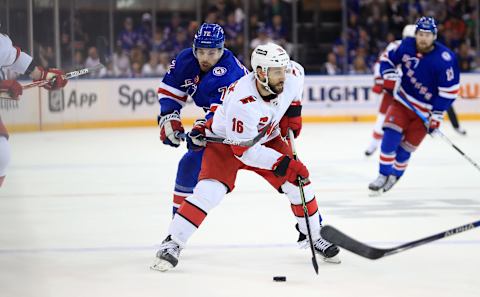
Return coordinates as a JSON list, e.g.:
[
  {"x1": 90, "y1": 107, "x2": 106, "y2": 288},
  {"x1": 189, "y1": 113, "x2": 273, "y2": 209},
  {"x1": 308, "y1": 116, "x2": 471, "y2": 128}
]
[
  {"x1": 7, "y1": 114, "x2": 480, "y2": 133},
  {"x1": 0, "y1": 192, "x2": 160, "y2": 199},
  {"x1": 1, "y1": 240, "x2": 480, "y2": 255},
  {"x1": 2, "y1": 186, "x2": 480, "y2": 199}
]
